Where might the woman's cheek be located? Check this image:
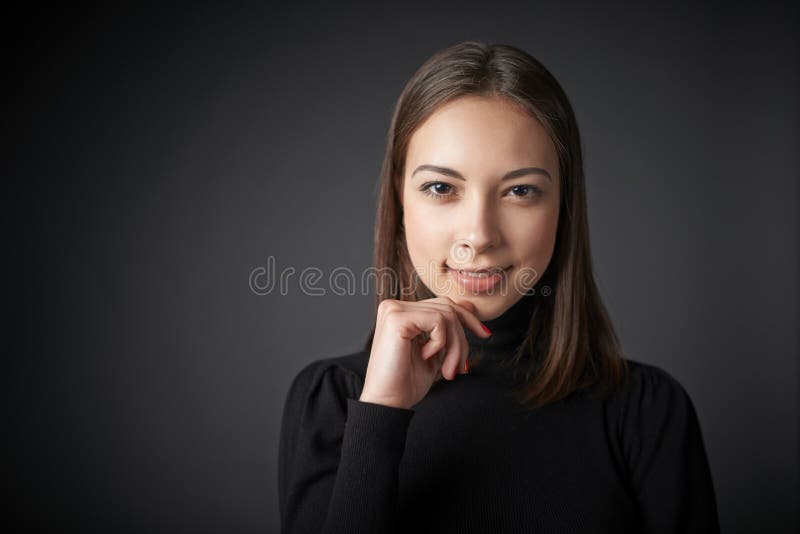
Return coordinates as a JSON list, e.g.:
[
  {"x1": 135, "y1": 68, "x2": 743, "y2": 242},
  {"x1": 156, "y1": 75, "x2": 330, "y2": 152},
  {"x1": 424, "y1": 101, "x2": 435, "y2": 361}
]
[
  {"x1": 404, "y1": 219, "x2": 439, "y2": 282},
  {"x1": 514, "y1": 223, "x2": 557, "y2": 284}
]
